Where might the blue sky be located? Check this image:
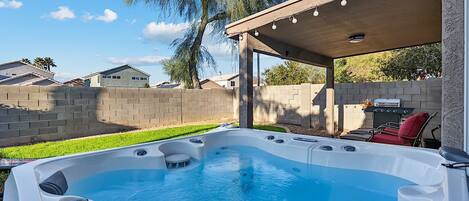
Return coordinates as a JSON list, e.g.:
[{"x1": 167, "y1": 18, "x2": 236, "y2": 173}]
[{"x1": 0, "y1": 0, "x2": 282, "y2": 84}]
